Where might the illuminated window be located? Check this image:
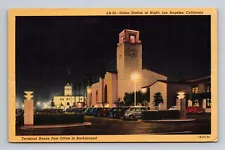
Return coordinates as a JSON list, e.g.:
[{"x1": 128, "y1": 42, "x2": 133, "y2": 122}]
[
  {"x1": 206, "y1": 99, "x2": 211, "y2": 108},
  {"x1": 129, "y1": 35, "x2": 135, "y2": 43},
  {"x1": 192, "y1": 86, "x2": 198, "y2": 93}
]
